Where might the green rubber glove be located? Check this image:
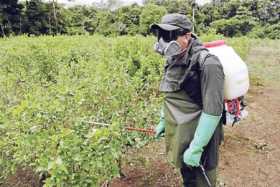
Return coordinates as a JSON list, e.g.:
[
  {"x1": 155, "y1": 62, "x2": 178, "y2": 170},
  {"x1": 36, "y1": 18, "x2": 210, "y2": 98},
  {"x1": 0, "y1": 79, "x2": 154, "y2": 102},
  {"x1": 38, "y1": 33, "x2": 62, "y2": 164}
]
[
  {"x1": 155, "y1": 108, "x2": 165, "y2": 139},
  {"x1": 183, "y1": 112, "x2": 221, "y2": 167}
]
